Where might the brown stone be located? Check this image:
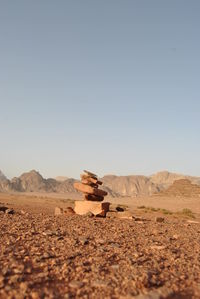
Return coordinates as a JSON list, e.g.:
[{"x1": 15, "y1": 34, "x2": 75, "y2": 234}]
[
  {"x1": 84, "y1": 194, "x2": 104, "y2": 202},
  {"x1": 55, "y1": 207, "x2": 63, "y2": 215},
  {"x1": 74, "y1": 201, "x2": 110, "y2": 217},
  {"x1": 55, "y1": 207, "x2": 75, "y2": 216},
  {"x1": 81, "y1": 179, "x2": 98, "y2": 188},
  {"x1": 74, "y1": 182, "x2": 107, "y2": 197},
  {"x1": 116, "y1": 211, "x2": 134, "y2": 219},
  {"x1": 155, "y1": 217, "x2": 165, "y2": 223},
  {"x1": 64, "y1": 207, "x2": 75, "y2": 215},
  {"x1": 81, "y1": 174, "x2": 103, "y2": 185}
]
